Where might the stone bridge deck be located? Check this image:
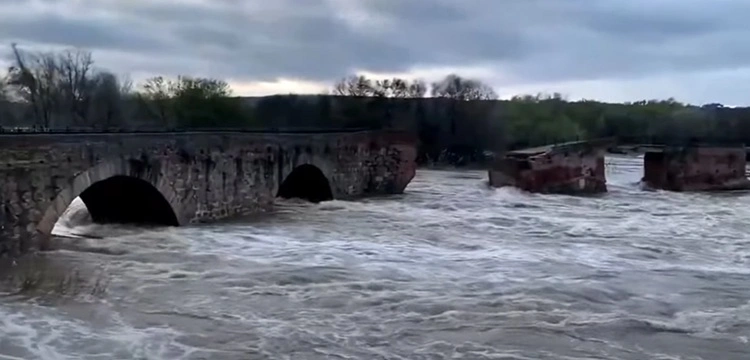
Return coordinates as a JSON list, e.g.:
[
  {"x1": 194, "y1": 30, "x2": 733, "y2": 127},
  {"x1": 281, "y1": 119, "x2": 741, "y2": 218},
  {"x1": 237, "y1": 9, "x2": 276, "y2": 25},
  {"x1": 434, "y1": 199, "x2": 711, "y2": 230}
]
[{"x1": 0, "y1": 130, "x2": 417, "y2": 256}]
